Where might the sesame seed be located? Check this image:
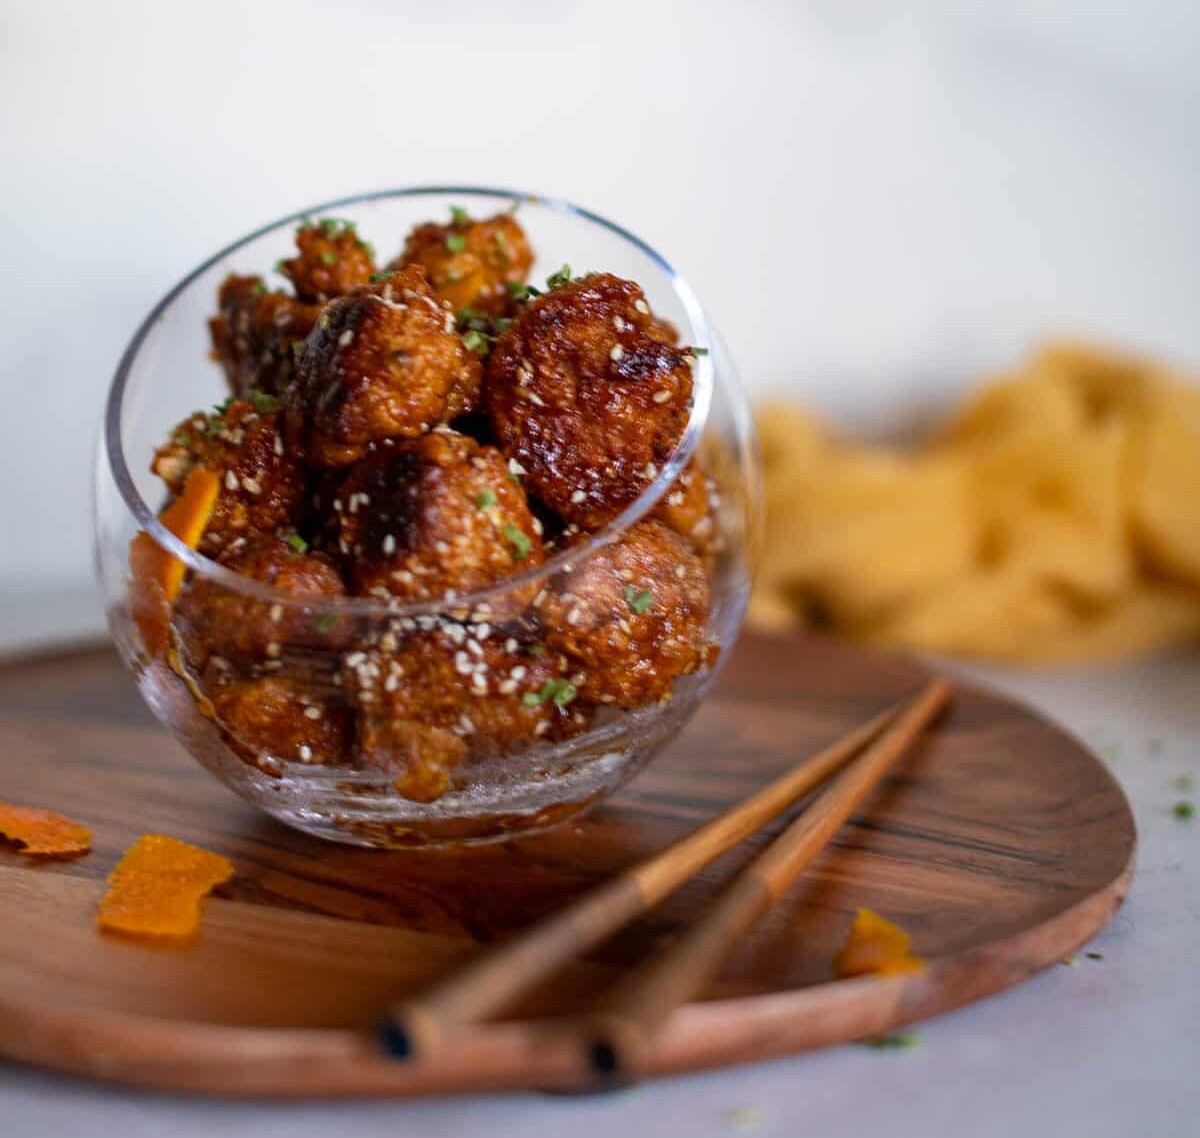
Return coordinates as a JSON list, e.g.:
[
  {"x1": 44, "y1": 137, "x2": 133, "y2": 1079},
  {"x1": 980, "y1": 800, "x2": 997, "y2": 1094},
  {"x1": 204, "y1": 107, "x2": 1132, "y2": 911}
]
[
  {"x1": 508, "y1": 458, "x2": 526, "y2": 476},
  {"x1": 610, "y1": 344, "x2": 623, "y2": 362},
  {"x1": 510, "y1": 665, "x2": 527, "y2": 681},
  {"x1": 505, "y1": 637, "x2": 518, "y2": 653},
  {"x1": 634, "y1": 298, "x2": 650, "y2": 314},
  {"x1": 528, "y1": 392, "x2": 546, "y2": 407},
  {"x1": 274, "y1": 433, "x2": 285, "y2": 456},
  {"x1": 613, "y1": 315, "x2": 626, "y2": 331},
  {"x1": 269, "y1": 604, "x2": 283, "y2": 622},
  {"x1": 298, "y1": 745, "x2": 313, "y2": 761},
  {"x1": 643, "y1": 463, "x2": 657, "y2": 479},
  {"x1": 476, "y1": 623, "x2": 491, "y2": 640},
  {"x1": 265, "y1": 642, "x2": 281, "y2": 658},
  {"x1": 668, "y1": 491, "x2": 685, "y2": 506},
  {"x1": 303, "y1": 706, "x2": 323, "y2": 720},
  {"x1": 471, "y1": 673, "x2": 488, "y2": 694},
  {"x1": 567, "y1": 606, "x2": 583, "y2": 626},
  {"x1": 675, "y1": 564, "x2": 687, "y2": 578},
  {"x1": 653, "y1": 389, "x2": 672, "y2": 403},
  {"x1": 224, "y1": 470, "x2": 238, "y2": 491},
  {"x1": 498, "y1": 679, "x2": 517, "y2": 694},
  {"x1": 338, "y1": 329, "x2": 354, "y2": 347},
  {"x1": 383, "y1": 534, "x2": 396, "y2": 555},
  {"x1": 467, "y1": 639, "x2": 484, "y2": 657},
  {"x1": 345, "y1": 651, "x2": 366, "y2": 667},
  {"x1": 534, "y1": 720, "x2": 550, "y2": 736},
  {"x1": 241, "y1": 476, "x2": 263, "y2": 496},
  {"x1": 570, "y1": 489, "x2": 586, "y2": 504}
]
